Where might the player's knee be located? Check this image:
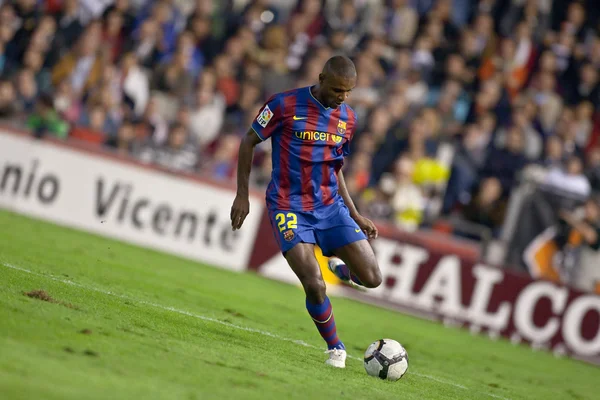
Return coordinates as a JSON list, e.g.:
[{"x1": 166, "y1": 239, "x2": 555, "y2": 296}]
[
  {"x1": 361, "y1": 263, "x2": 382, "y2": 288},
  {"x1": 302, "y1": 277, "x2": 327, "y2": 304}
]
